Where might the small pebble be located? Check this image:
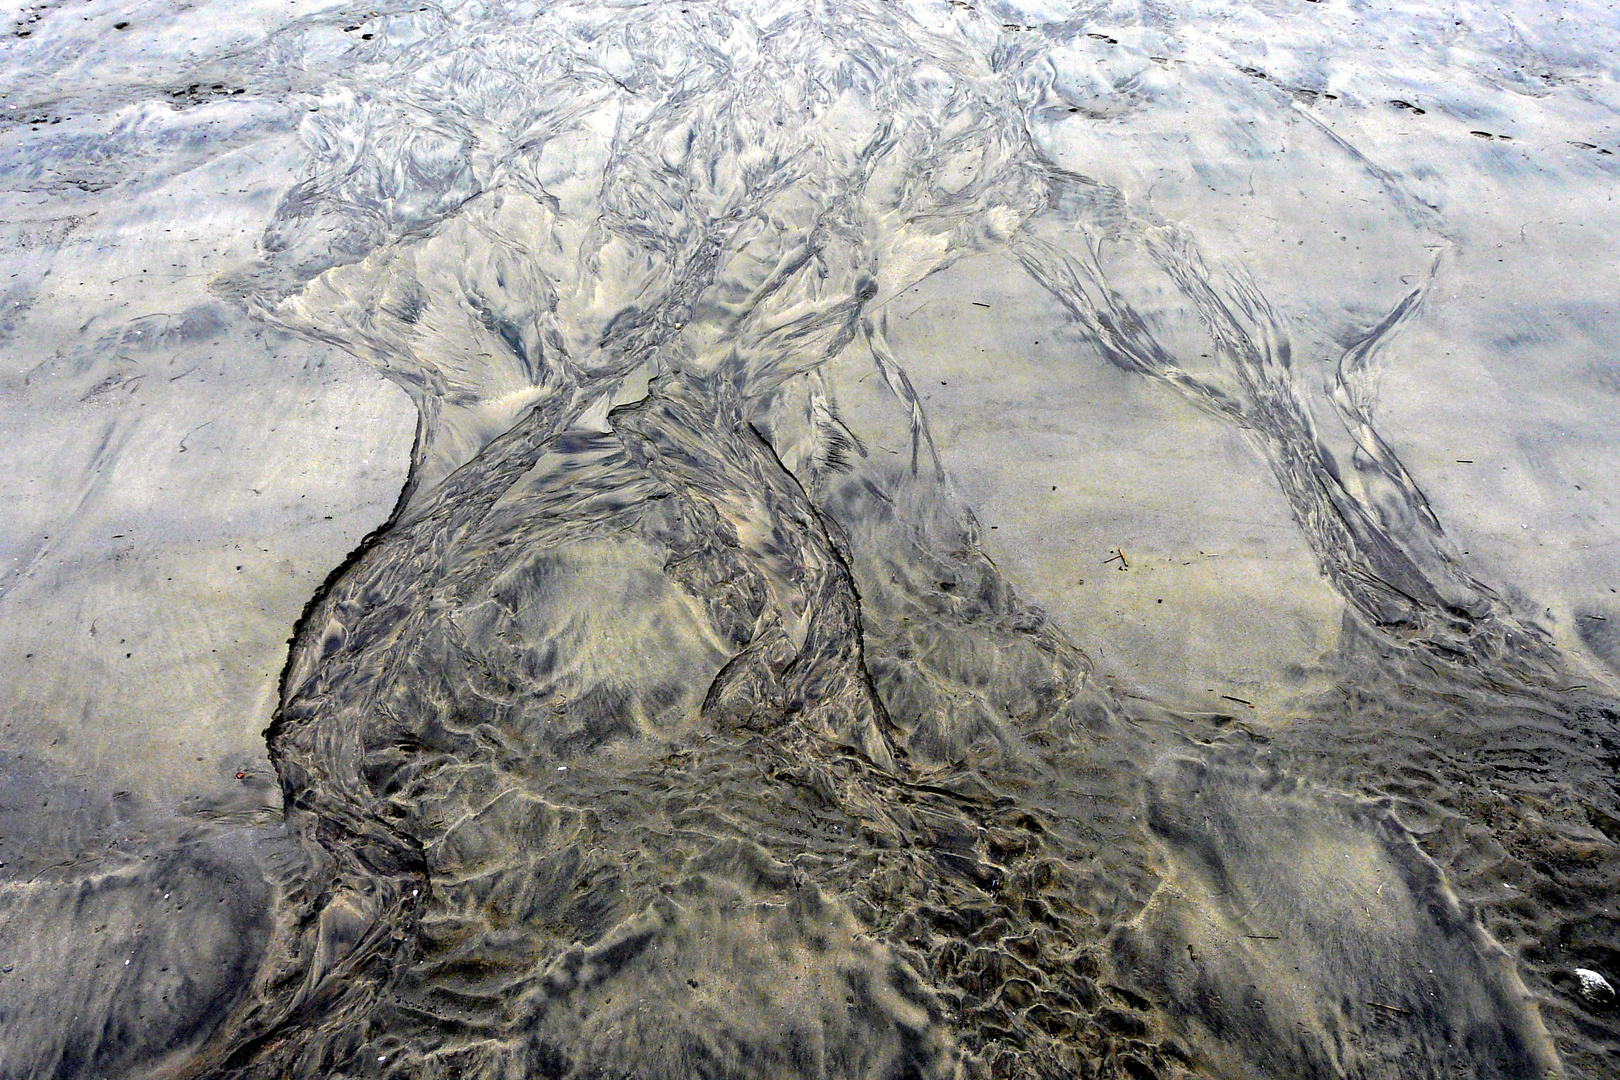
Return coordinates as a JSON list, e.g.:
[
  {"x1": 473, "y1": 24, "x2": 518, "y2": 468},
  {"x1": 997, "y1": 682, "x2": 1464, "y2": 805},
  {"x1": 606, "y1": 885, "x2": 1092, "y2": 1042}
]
[{"x1": 1575, "y1": 968, "x2": 1614, "y2": 1006}]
